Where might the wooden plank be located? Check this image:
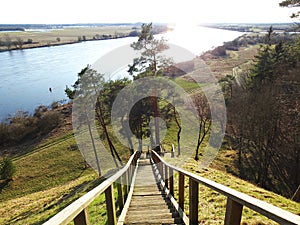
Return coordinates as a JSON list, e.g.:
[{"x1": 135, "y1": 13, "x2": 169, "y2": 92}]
[
  {"x1": 105, "y1": 185, "x2": 117, "y2": 225},
  {"x1": 189, "y1": 178, "x2": 199, "y2": 225},
  {"x1": 123, "y1": 159, "x2": 183, "y2": 225},
  {"x1": 154, "y1": 162, "x2": 189, "y2": 225},
  {"x1": 179, "y1": 172, "x2": 184, "y2": 211},
  {"x1": 224, "y1": 198, "x2": 243, "y2": 225},
  {"x1": 74, "y1": 209, "x2": 90, "y2": 225},
  {"x1": 117, "y1": 159, "x2": 139, "y2": 225}
]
